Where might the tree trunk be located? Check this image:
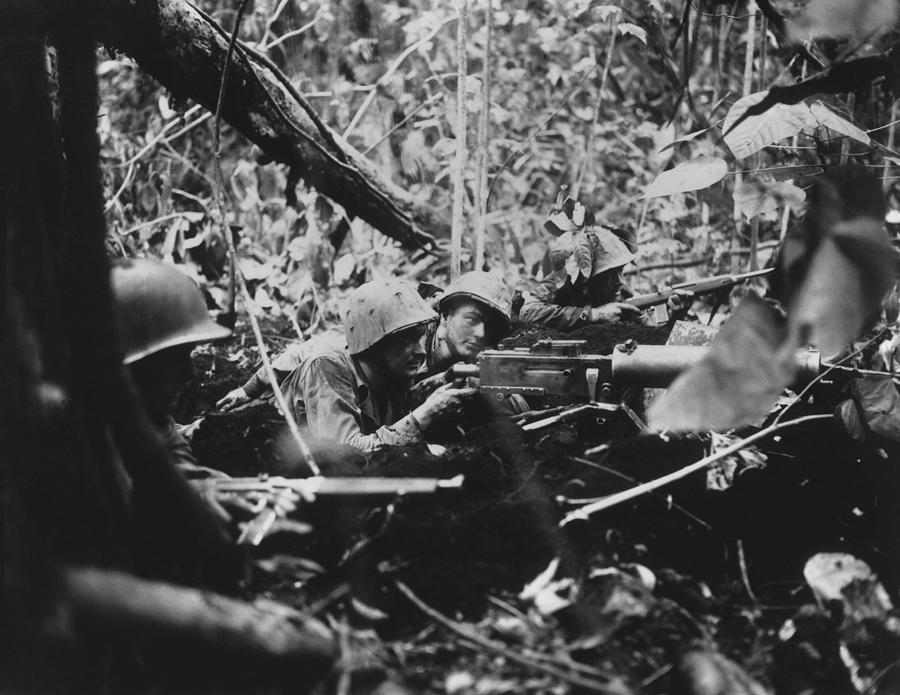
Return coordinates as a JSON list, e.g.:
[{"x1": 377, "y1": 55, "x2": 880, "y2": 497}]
[{"x1": 92, "y1": 0, "x2": 444, "y2": 252}]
